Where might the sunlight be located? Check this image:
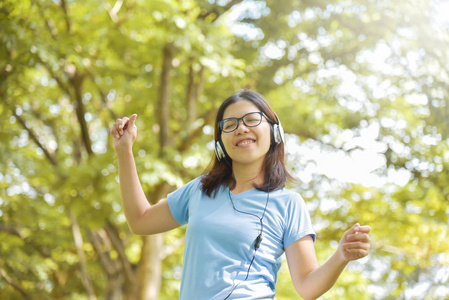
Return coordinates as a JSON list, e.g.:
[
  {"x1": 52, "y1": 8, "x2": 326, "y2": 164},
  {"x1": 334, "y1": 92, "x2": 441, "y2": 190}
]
[{"x1": 434, "y1": 1, "x2": 449, "y2": 26}]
